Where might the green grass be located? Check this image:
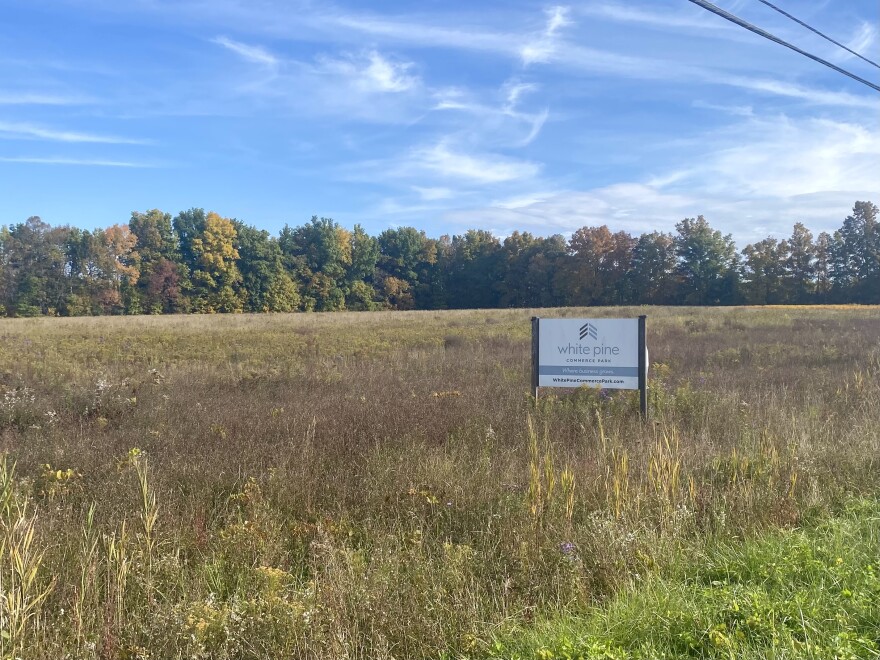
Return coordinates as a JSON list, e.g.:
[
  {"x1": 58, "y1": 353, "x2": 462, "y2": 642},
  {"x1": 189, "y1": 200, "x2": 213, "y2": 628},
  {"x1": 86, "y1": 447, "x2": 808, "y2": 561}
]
[{"x1": 487, "y1": 499, "x2": 880, "y2": 659}]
